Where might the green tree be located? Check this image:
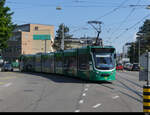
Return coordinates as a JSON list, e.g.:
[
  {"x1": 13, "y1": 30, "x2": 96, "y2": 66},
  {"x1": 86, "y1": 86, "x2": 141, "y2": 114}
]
[
  {"x1": 137, "y1": 19, "x2": 150, "y2": 54},
  {"x1": 138, "y1": 19, "x2": 150, "y2": 34},
  {"x1": 53, "y1": 23, "x2": 73, "y2": 50},
  {"x1": 128, "y1": 19, "x2": 150, "y2": 63},
  {"x1": 128, "y1": 42, "x2": 138, "y2": 63},
  {"x1": 0, "y1": 0, "x2": 16, "y2": 50}
]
